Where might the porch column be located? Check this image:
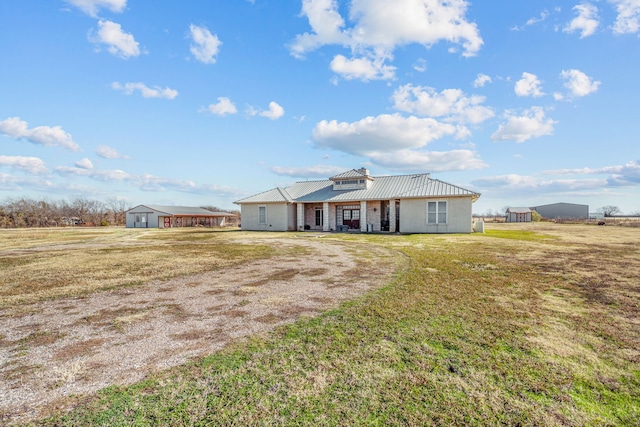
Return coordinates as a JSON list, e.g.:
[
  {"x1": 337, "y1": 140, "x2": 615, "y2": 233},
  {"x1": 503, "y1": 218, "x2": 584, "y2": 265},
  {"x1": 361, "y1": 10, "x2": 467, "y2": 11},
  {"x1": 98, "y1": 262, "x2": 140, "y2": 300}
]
[
  {"x1": 360, "y1": 200, "x2": 367, "y2": 232},
  {"x1": 323, "y1": 202, "x2": 330, "y2": 231},
  {"x1": 297, "y1": 203, "x2": 304, "y2": 231},
  {"x1": 389, "y1": 199, "x2": 396, "y2": 232}
]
